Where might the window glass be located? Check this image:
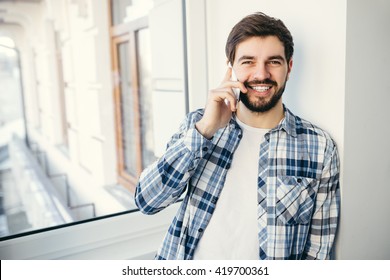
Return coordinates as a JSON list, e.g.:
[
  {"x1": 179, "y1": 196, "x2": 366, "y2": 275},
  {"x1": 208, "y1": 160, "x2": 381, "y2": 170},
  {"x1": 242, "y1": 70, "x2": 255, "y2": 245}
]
[
  {"x1": 111, "y1": 0, "x2": 154, "y2": 25},
  {"x1": 137, "y1": 28, "x2": 156, "y2": 167},
  {"x1": 118, "y1": 42, "x2": 137, "y2": 177},
  {"x1": 0, "y1": 37, "x2": 27, "y2": 238}
]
